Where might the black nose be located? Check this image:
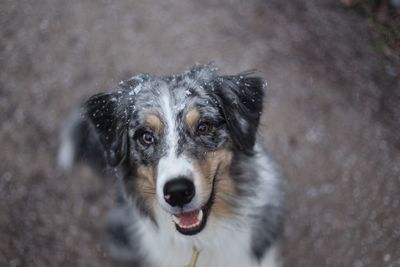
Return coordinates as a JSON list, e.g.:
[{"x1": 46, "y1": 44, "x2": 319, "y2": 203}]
[{"x1": 163, "y1": 178, "x2": 195, "y2": 207}]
